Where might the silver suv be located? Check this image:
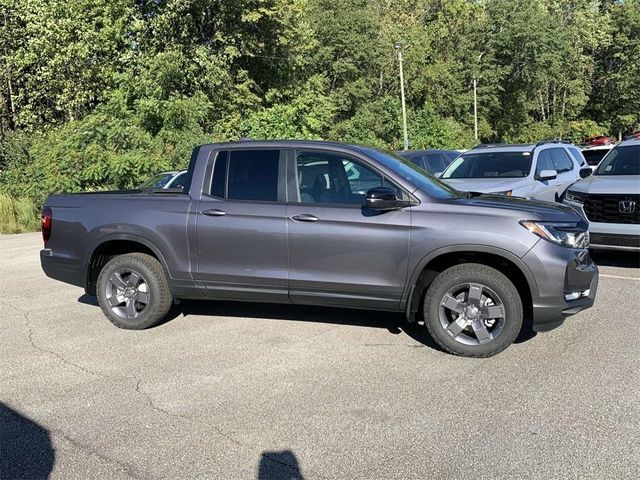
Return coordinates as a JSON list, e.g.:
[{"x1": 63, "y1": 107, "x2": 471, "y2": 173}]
[
  {"x1": 564, "y1": 138, "x2": 640, "y2": 251},
  {"x1": 440, "y1": 141, "x2": 590, "y2": 202}
]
